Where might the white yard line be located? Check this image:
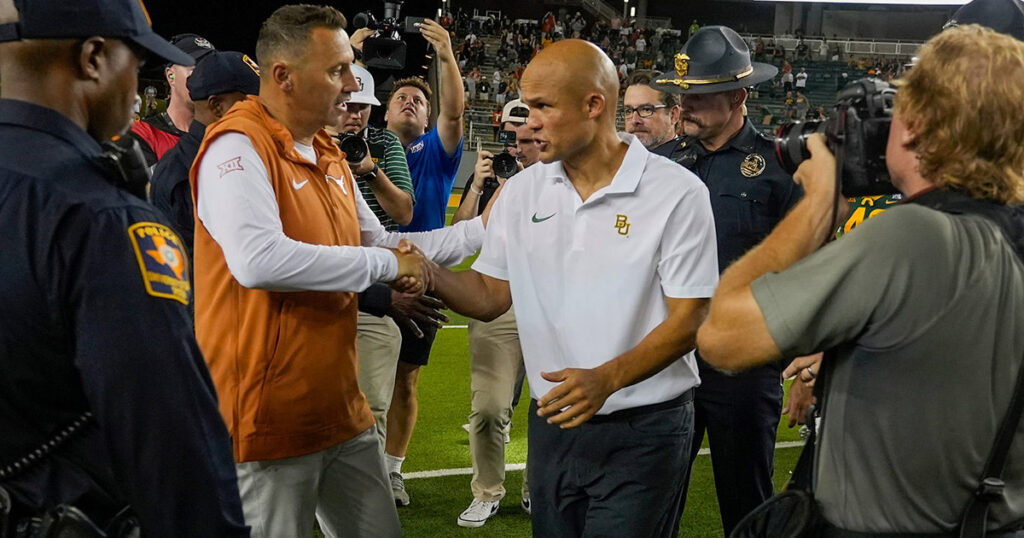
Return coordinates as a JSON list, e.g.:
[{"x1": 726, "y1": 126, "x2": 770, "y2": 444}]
[
  {"x1": 404, "y1": 441, "x2": 805, "y2": 480},
  {"x1": 440, "y1": 325, "x2": 469, "y2": 329}
]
